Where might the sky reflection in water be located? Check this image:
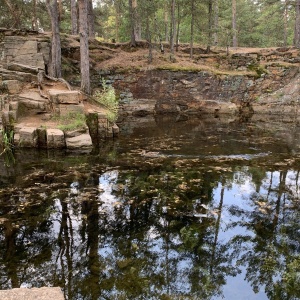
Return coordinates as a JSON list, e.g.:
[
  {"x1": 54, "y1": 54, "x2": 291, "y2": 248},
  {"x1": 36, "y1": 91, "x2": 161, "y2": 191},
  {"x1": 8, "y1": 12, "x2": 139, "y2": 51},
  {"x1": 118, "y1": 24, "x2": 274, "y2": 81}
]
[{"x1": 0, "y1": 116, "x2": 300, "y2": 300}]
